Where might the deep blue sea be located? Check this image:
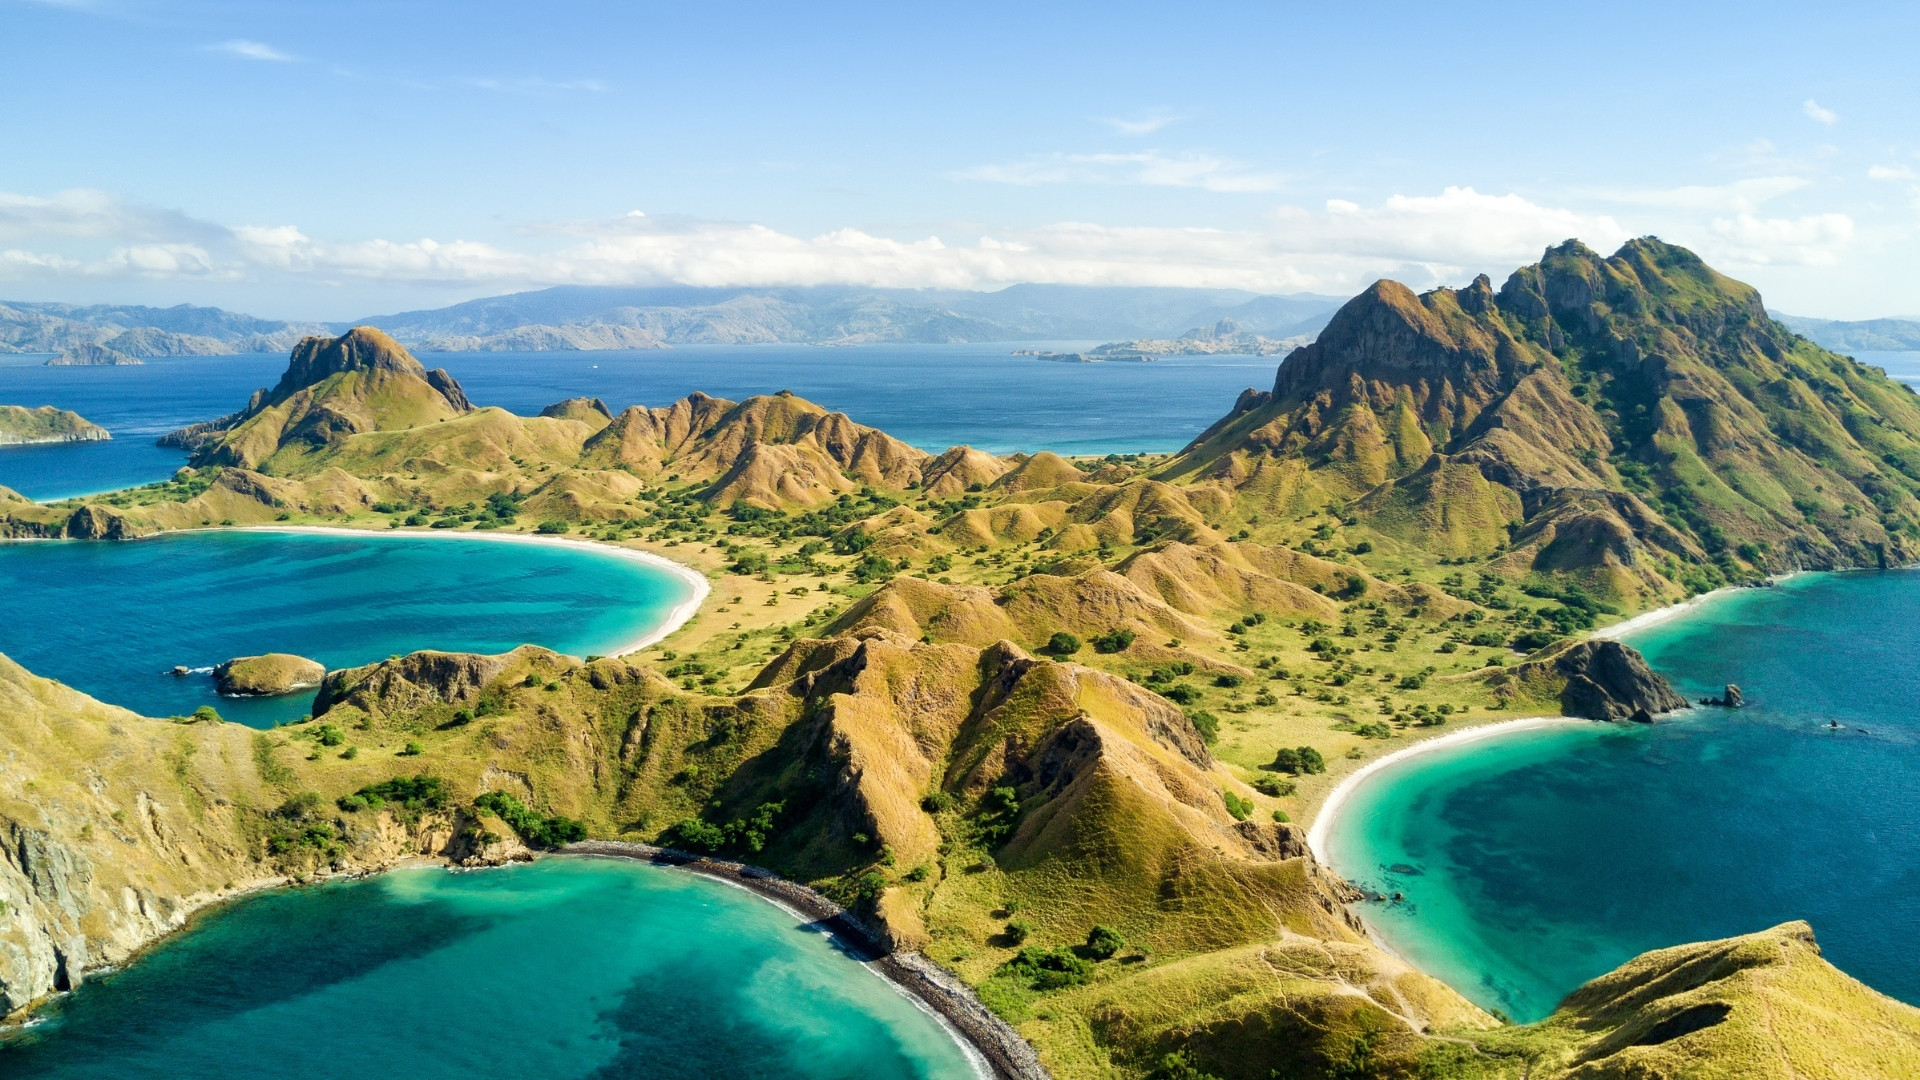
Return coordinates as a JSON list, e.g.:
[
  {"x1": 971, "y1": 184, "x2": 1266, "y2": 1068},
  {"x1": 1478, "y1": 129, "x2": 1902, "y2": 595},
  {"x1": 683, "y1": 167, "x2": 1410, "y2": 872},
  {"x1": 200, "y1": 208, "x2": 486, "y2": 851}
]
[
  {"x1": 1327, "y1": 570, "x2": 1920, "y2": 1022},
  {"x1": 0, "y1": 530, "x2": 691, "y2": 727},
  {"x1": 0, "y1": 343, "x2": 1284, "y2": 500},
  {"x1": 0, "y1": 858, "x2": 980, "y2": 1080}
]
